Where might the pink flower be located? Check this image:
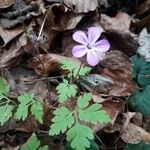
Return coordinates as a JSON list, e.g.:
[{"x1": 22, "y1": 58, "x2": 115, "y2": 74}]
[{"x1": 72, "y1": 27, "x2": 110, "y2": 66}]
